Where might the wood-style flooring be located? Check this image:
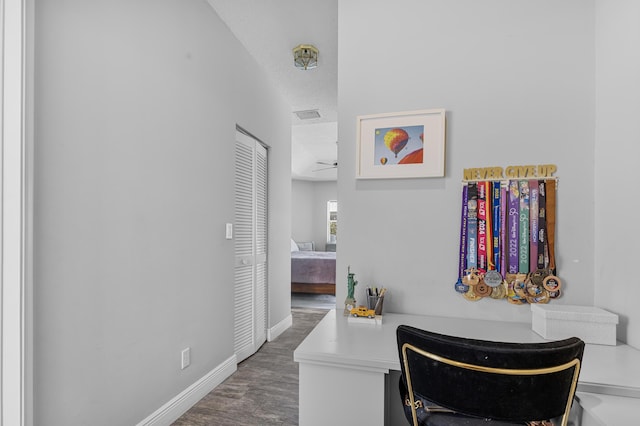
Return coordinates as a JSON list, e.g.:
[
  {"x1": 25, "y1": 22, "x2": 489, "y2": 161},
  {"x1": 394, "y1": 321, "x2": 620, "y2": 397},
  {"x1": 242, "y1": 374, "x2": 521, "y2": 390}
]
[{"x1": 172, "y1": 307, "x2": 328, "y2": 426}]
